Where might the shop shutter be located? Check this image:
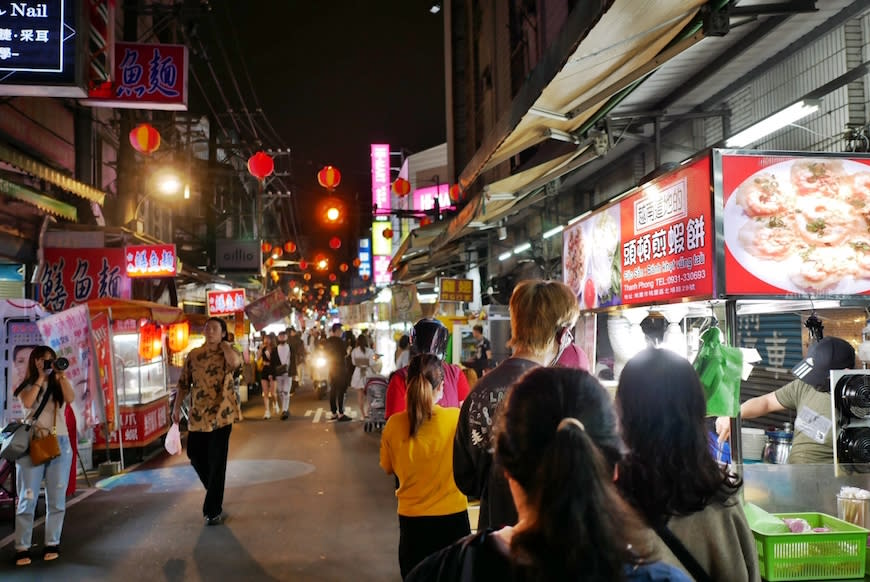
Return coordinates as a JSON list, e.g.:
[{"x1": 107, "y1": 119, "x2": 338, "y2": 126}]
[
  {"x1": 735, "y1": 312, "x2": 803, "y2": 431},
  {"x1": 0, "y1": 281, "x2": 24, "y2": 299}
]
